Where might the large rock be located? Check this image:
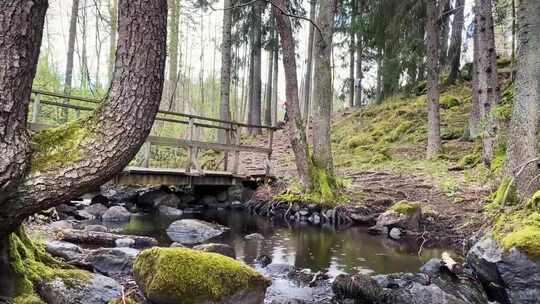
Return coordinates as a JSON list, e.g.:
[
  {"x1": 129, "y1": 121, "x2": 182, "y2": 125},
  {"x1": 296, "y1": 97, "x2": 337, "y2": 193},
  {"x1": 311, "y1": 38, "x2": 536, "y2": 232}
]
[
  {"x1": 193, "y1": 243, "x2": 236, "y2": 259},
  {"x1": 333, "y1": 274, "x2": 384, "y2": 303},
  {"x1": 85, "y1": 247, "x2": 139, "y2": 276},
  {"x1": 83, "y1": 203, "x2": 108, "y2": 219},
  {"x1": 158, "y1": 205, "x2": 183, "y2": 217},
  {"x1": 38, "y1": 273, "x2": 122, "y2": 304},
  {"x1": 101, "y1": 186, "x2": 138, "y2": 204},
  {"x1": 375, "y1": 201, "x2": 422, "y2": 231},
  {"x1": 134, "y1": 247, "x2": 270, "y2": 304},
  {"x1": 137, "y1": 189, "x2": 179, "y2": 210},
  {"x1": 102, "y1": 206, "x2": 131, "y2": 222},
  {"x1": 166, "y1": 219, "x2": 230, "y2": 245},
  {"x1": 45, "y1": 241, "x2": 83, "y2": 261},
  {"x1": 467, "y1": 237, "x2": 540, "y2": 303}
]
